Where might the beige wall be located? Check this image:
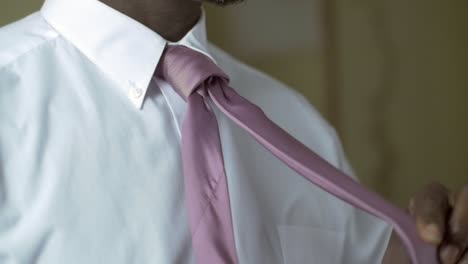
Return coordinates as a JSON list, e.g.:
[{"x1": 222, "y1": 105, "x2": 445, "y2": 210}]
[
  {"x1": 0, "y1": 0, "x2": 43, "y2": 26},
  {"x1": 334, "y1": 0, "x2": 468, "y2": 205},
  {"x1": 1, "y1": 1, "x2": 467, "y2": 206}
]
